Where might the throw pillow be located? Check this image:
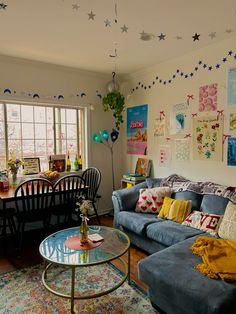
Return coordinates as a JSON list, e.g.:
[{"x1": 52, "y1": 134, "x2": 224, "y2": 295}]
[
  {"x1": 218, "y1": 201, "x2": 236, "y2": 241},
  {"x1": 158, "y1": 196, "x2": 192, "y2": 223},
  {"x1": 182, "y1": 211, "x2": 223, "y2": 236},
  {"x1": 135, "y1": 187, "x2": 172, "y2": 214}
]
